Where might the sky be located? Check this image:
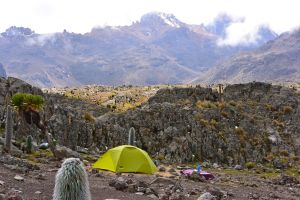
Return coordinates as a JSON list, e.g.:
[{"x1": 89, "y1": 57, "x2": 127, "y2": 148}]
[{"x1": 1, "y1": 0, "x2": 300, "y2": 45}]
